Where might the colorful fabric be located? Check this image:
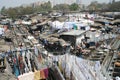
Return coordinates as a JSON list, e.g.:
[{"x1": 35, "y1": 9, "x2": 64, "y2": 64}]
[
  {"x1": 18, "y1": 55, "x2": 25, "y2": 74},
  {"x1": 40, "y1": 70, "x2": 45, "y2": 79},
  {"x1": 44, "y1": 68, "x2": 48, "y2": 78},
  {"x1": 34, "y1": 71, "x2": 40, "y2": 80},
  {"x1": 13, "y1": 63, "x2": 19, "y2": 77},
  {"x1": 58, "y1": 61, "x2": 63, "y2": 72},
  {"x1": 13, "y1": 54, "x2": 20, "y2": 77},
  {"x1": 73, "y1": 24, "x2": 78, "y2": 30}
]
